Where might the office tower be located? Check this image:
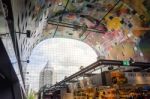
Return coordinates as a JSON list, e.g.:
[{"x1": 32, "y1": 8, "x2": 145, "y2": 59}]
[{"x1": 39, "y1": 61, "x2": 53, "y2": 89}]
